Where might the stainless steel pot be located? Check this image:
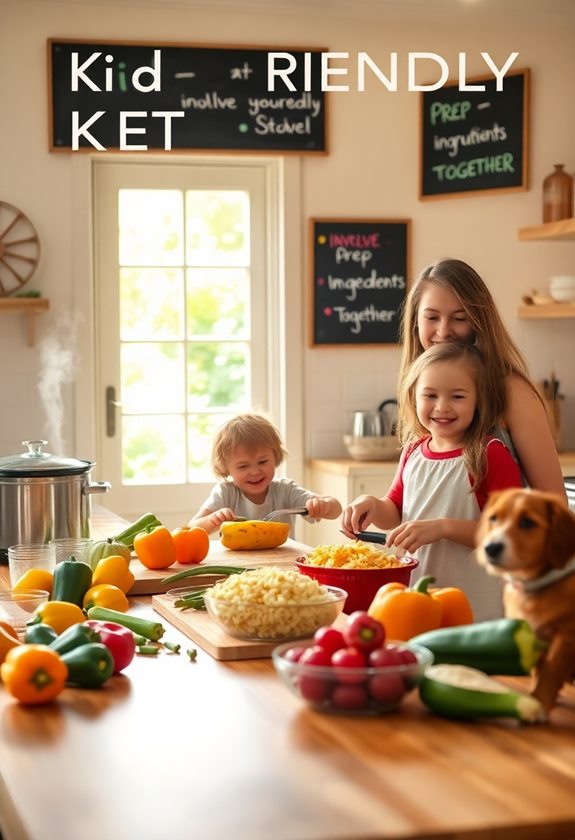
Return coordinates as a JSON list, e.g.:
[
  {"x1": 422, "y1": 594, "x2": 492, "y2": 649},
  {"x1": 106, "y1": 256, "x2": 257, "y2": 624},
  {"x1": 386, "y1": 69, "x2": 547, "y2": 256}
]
[{"x1": 0, "y1": 440, "x2": 111, "y2": 563}]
